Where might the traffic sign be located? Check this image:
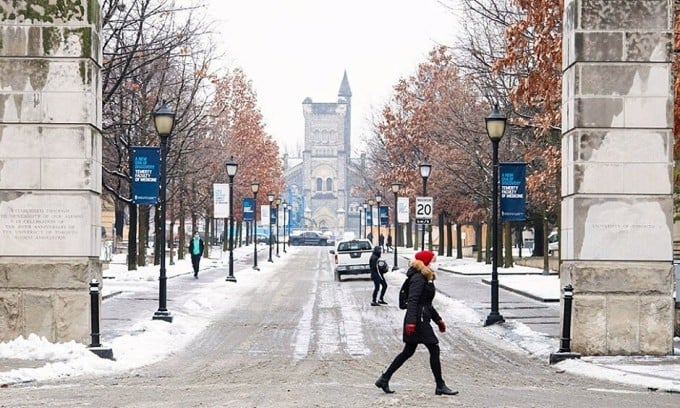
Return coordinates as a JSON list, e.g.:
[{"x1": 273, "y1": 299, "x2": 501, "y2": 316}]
[{"x1": 415, "y1": 196, "x2": 433, "y2": 225}]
